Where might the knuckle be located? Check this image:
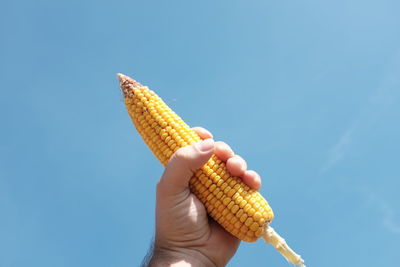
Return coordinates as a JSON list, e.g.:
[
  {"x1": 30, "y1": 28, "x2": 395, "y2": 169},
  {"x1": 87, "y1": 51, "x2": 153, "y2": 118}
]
[
  {"x1": 215, "y1": 141, "x2": 232, "y2": 153},
  {"x1": 236, "y1": 155, "x2": 246, "y2": 163},
  {"x1": 191, "y1": 126, "x2": 201, "y2": 132},
  {"x1": 215, "y1": 141, "x2": 225, "y2": 147},
  {"x1": 216, "y1": 141, "x2": 227, "y2": 147},
  {"x1": 170, "y1": 147, "x2": 193, "y2": 166},
  {"x1": 173, "y1": 147, "x2": 188, "y2": 160}
]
